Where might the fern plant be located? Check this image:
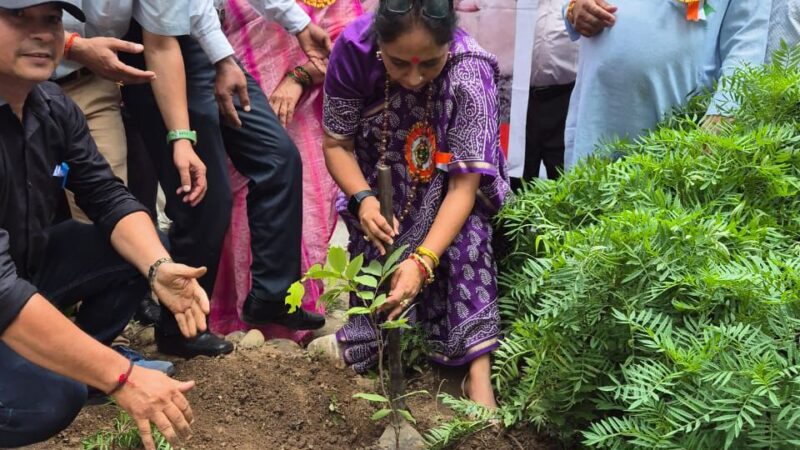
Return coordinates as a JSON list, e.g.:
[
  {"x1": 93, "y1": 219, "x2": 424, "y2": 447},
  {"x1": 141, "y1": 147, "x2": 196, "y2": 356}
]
[{"x1": 494, "y1": 45, "x2": 800, "y2": 449}]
